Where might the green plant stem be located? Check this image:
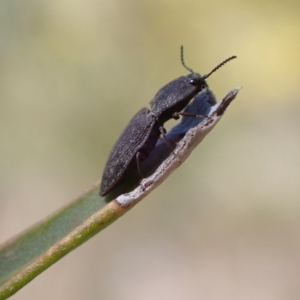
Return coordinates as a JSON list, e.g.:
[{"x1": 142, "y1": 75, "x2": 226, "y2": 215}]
[{"x1": 0, "y1": 196, "x2": 127, "y2": 299}]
